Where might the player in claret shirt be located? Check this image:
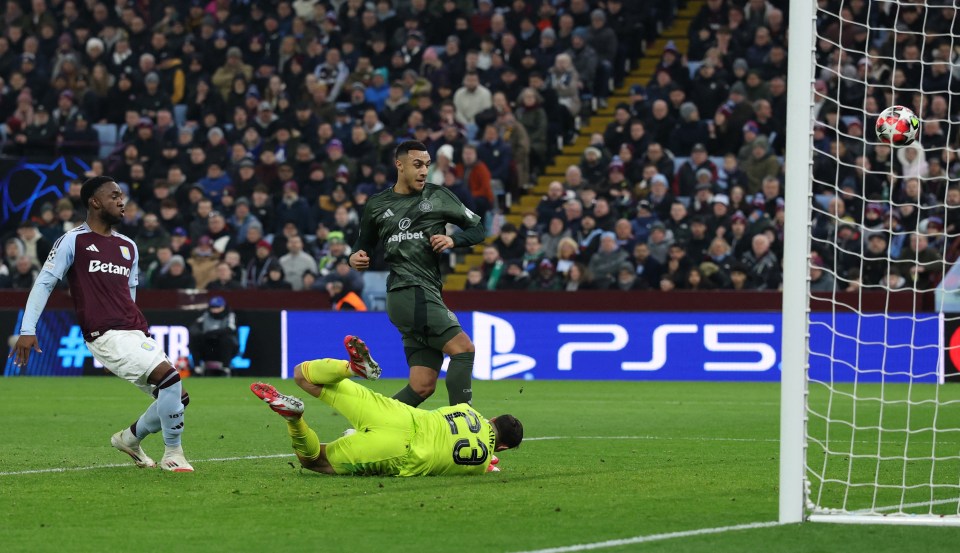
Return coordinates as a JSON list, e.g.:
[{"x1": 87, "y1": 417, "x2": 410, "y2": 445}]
[
  {"x1": 8, "y1": 176, "x2": 194, "y2": 472},
  {"x1": 251, "y1": 335, "x2": 523, "y2": 476}
]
